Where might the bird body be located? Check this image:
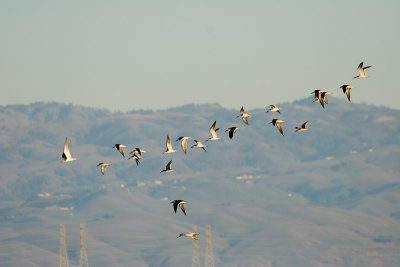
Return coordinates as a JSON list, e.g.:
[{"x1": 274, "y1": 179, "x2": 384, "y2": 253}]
[
  {"x1": 113, "y1": 144, "x2": 126, "y2": 157},
  {"x1": 96, "y1": 162, "x2": 111, "y2": 175},
  {"x1": 161, "y1": 160, "x2": 173, "y2": 173},
  {"x1": 237, "y1": 106, "x2": 251, "y2": 125},
  {"x1": 163, "y1": 135, "x2": 176, "y2": 154},
  {"x1": 267, "y1": 105, "x2": 281, "y2": 113},
  {"x1": 191, "y1": 140, "x2": 207, "y2": 151},
  {"x1": 176, "y1": 136, "x2": 191, "y2": 154},
  {"x1": 270, "y1": 119, "x2": 285, "y2": 136},
  {"x1": 171, "y1": 200, "x2": 187, "y2": 215},
  {"x1": 295, "y1": 121, "x2": 308, "y2": 132},
  {"x1": 340, "y1": 85, "x2": 354, "y2": 102},
  {"x1": 60, "y1": 138, "x2": 77, "y2": 163},
  {"x1": 353, "y1": 62, "x2": 371, "y2": 79},
  {"x1": 207, "y1": 121, "x2": 220, "y2": 141},
  {"x1": 225, "y1": 127, "x2": 239, "y2": 139},
  {"x1": 177, "y1": 232, "x2": 198, "y2": 240}
]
